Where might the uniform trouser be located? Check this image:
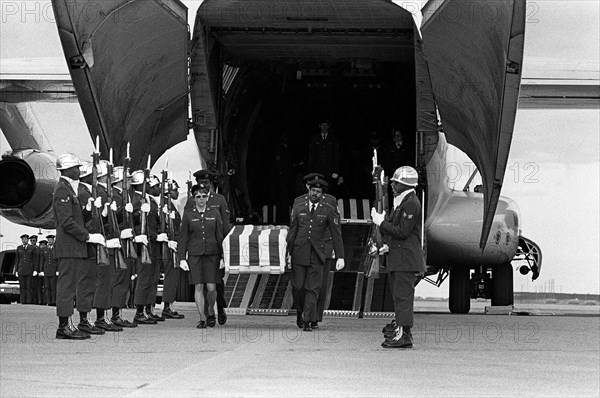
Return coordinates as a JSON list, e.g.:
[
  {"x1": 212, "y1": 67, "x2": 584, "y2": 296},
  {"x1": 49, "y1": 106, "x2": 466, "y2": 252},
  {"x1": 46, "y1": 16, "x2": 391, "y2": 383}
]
[
  {"x1": 291, "y1": 251, "x2": 325, "y2": 323},
  {"x1": 162, "y1": 257, "x2": 180, "y2": 304},
  {"x1": 37, "y1": 276, "x2": 46, "y2": 304},
  {"x1": 316, "y1": 259, "x2": 332, "y2": 322},
  {"x1": 92, "y1": 257, "x2": 114, "y2": 310},
  {"x1": 146, "y1": 257, "x2": 162, "y2": 306},
  {"x1": 134, "y1": 257, "x2": 154, "y2": 306},
  {"x1": 111, "y1": 258, "x2": 134, "y2": 309},
  {"x1": 31, "y1": 276, "x2": 41, "y2": 304},
  {"x1": 44, "y1": 276, "x2": 57, "y2": 305},
  {"x1": 76, "y1": 257, "x2": 97, "y2": 313},
  {"x1": 388, "y1": 271, "x2": 417, "y2": 327},
  {"x1": 56, "y1": 258, "x2": 81, "y2": 317},
  {"x1": 18, "y1": 275, "x2": 32, "y2": 304}
]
